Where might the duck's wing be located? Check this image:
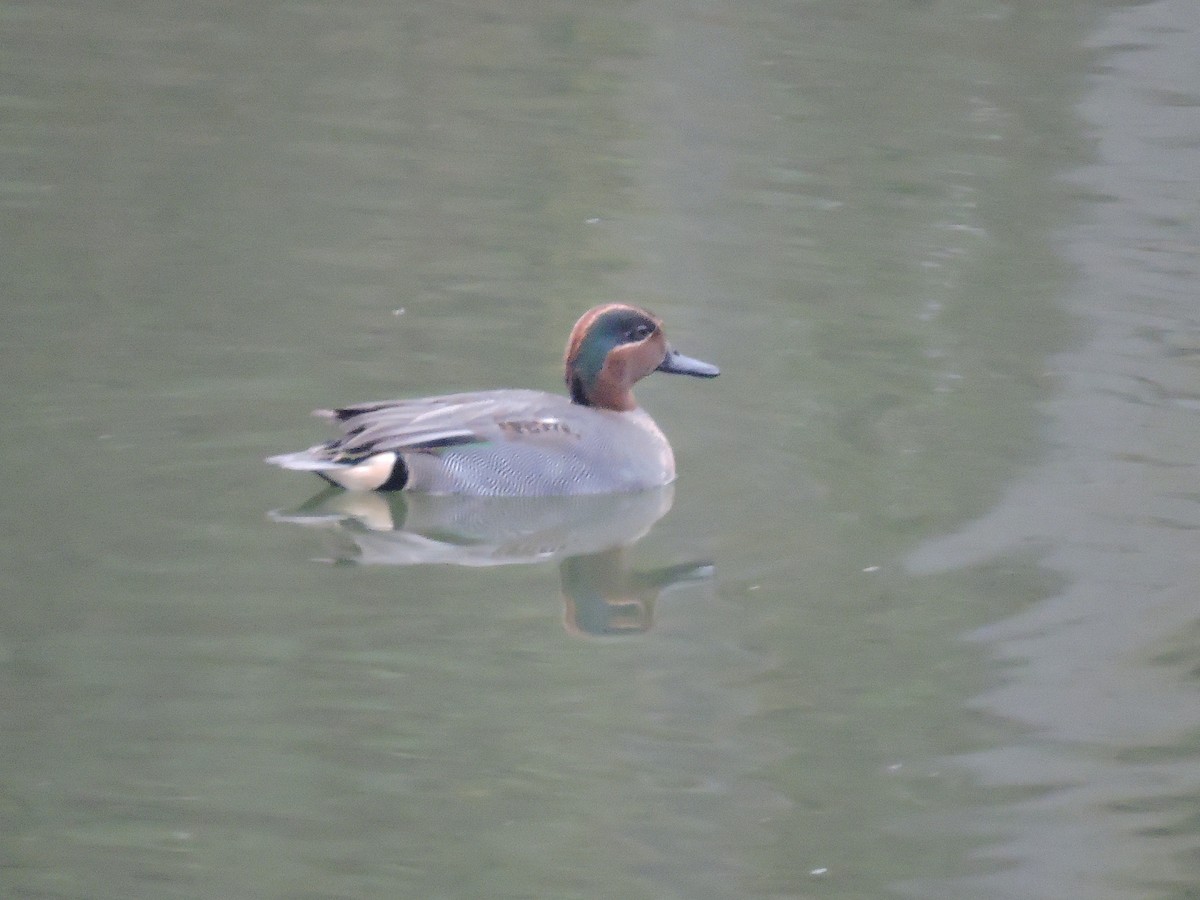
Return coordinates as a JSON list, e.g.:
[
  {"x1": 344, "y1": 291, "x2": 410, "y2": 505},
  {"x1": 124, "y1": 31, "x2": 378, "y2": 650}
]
[
  {"x1": 318, "y1": 389, "x2": 574, "y2": 458},
  {"x1": 266, "y1": 390, "x2": 582, "y2": 481}
]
